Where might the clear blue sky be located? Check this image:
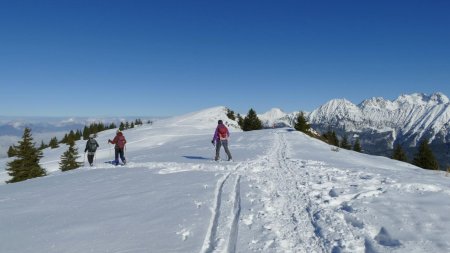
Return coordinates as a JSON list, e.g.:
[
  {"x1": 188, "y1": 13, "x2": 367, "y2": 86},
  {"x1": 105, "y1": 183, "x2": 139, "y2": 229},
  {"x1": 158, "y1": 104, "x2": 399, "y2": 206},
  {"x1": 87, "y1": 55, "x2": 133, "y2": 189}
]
[{"x1": 1, "y1": 0, "x2": 449, "y2": 117}]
